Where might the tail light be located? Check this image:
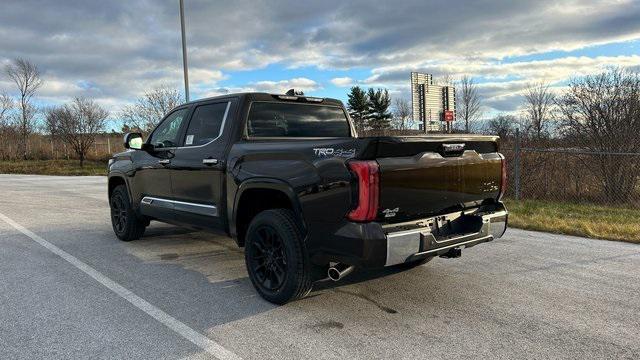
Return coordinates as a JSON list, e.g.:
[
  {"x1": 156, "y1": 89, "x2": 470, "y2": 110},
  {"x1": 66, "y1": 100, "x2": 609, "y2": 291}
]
[
  {"x1": 498, "y1": 155, "x2": 507, "y2": 201},
  {"x1": 347, "y1": 160, "x2": 379, "y2": 222}
]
